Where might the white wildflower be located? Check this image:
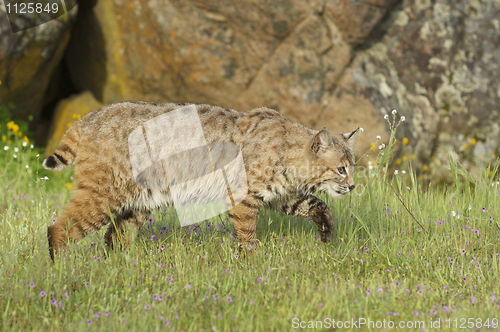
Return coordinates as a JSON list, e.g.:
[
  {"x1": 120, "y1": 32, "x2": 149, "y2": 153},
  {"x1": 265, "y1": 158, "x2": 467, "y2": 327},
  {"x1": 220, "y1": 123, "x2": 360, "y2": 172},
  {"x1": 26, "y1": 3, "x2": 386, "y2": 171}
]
[
  {"x1": 451, "y1": 211, "x2": 456, "y2": 217},
  {"x1": 25, "y1": 165, "x2": 29, "y2": 169},
  {"x1": 394, "y1": 170, "x2": 399, "y2": 175},
  {"x1": 22, "y1": 141, "x2": 27, "y2": 147},
  {"x1": 36, "y1": 153, "x2": 39, "y2": 157},
  {"x1": 392, "y1": 109, "x2": 397, "y2": 115},
  {"x1": 407, "y1": 187, "x2": 411, "y2": 190},
  {"x1": 30, "y1": 145, "x2": 34, "y2": 149},
  {"x1": 13, "y1": 154, "x2": 17, "y2": 158},
  {"x1": 14, "y1": 147, "x2": 19, "y2": 152},
  {"x1": 384, "y1": 114, "x2": 389, "y2": 120},
  {"x1": 376, "y1": 135, "x2": 381, "y2": 140},
  {"x1": 359, "y1": 127, "x2": 364, "y2": 132},
  {"x1": 401, "y1": 116, "x2": 405, "y2": 122},
  {"x1": 468, "y1": 205, "x2": 472, "y2": 210},
  {"x1": 402, "y1": 170, "x2": 406, "y2": 174},
  {"x1": 4, "y1": 146, "x2": 8, "y2": 151},
  {"x1": 44, "y1": 176, "x2": 49, "y2": 180}
]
